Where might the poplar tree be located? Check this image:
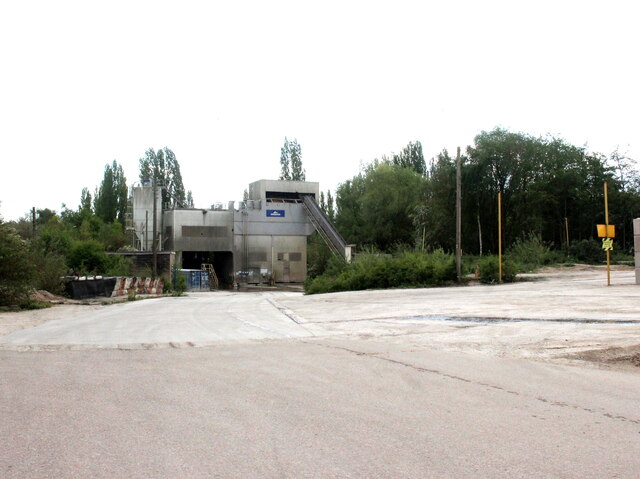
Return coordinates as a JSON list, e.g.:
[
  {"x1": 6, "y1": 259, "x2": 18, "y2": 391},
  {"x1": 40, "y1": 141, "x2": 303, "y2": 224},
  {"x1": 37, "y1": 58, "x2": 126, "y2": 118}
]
[
  {"x1": 279, "y1": 138, "x2": 291, "y2": 180},
  {"x1": 139, "y1": 147, "x2": 188, "y2": 208},
  {"x1": 94, "y1": 160, "x2": 128, "y2": 224},
  {"x1": 279, "y1": 137, "x2": 305, "y2": 181}
]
